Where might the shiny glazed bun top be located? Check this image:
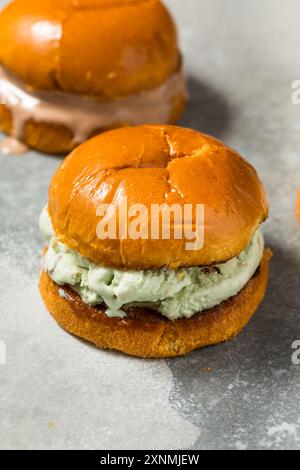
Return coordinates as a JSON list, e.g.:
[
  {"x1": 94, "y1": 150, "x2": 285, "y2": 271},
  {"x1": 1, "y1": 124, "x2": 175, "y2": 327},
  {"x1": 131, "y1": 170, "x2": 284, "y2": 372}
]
[
  {"x1": 0, "y1": 0, "x2": 179, "y2": 98},
  {"x1": 48, "y1": 125, "x2": 268, "y2": 270}
]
